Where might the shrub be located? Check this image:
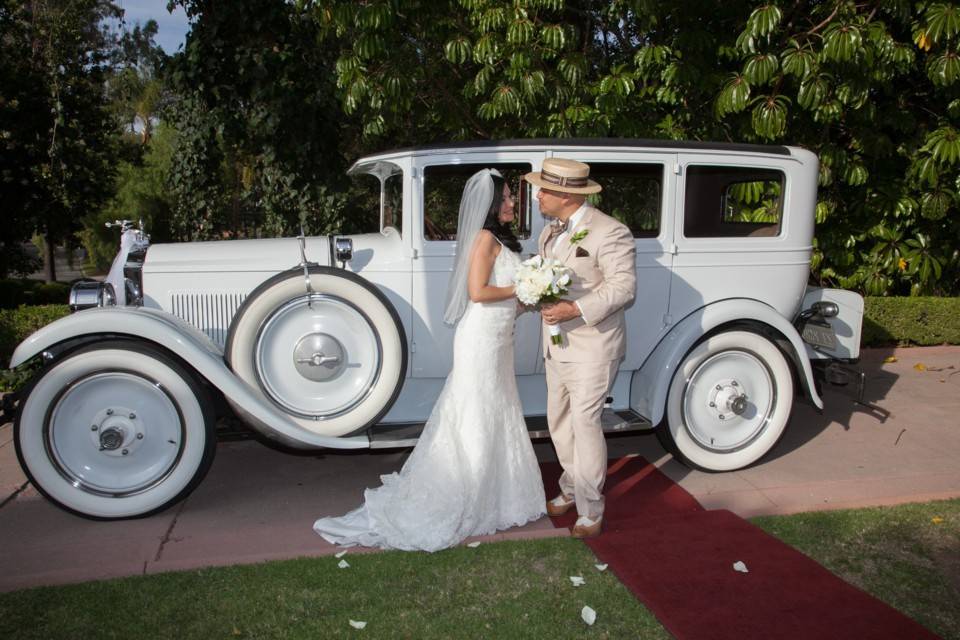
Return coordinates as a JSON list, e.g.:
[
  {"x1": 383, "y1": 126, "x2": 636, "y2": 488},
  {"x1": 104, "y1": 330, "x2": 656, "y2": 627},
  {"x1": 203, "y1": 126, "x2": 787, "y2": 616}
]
[
  {"x1": 0, "y1": 305, "x2": 71, "y2": 367},
  {"x1": 31, "y1": 282, "x2": 71, "y2": 305},
  {"x1": 862, "y1": 297, "x2": 960, "y2": 347}
]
